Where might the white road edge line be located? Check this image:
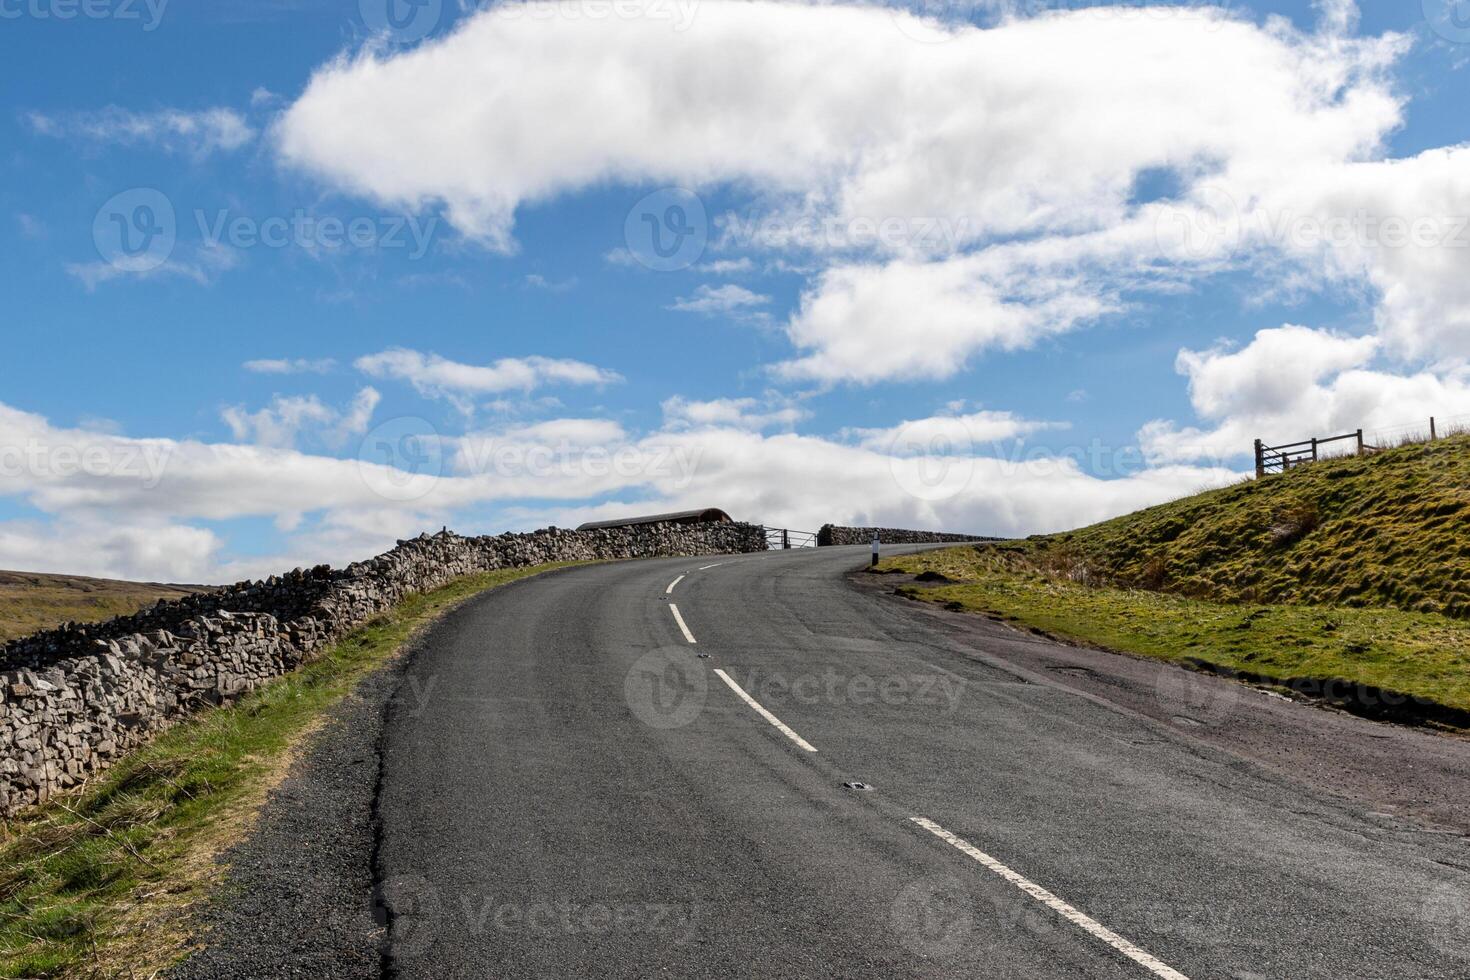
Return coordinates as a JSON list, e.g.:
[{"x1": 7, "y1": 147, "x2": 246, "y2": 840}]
[
  {"x1": 713, "y1": 669, "x2": 819, "y2": 753},
  {"x1": 909, "y1": 817, "x2": 1191, "y2": 980},
  {"x1": 666, "y1": 574, "x2": 686, "y2": 594},
  {"x1": 669, "y1": 603, "x2": 697, "y2": 644}
]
